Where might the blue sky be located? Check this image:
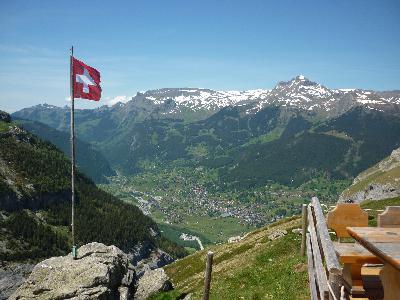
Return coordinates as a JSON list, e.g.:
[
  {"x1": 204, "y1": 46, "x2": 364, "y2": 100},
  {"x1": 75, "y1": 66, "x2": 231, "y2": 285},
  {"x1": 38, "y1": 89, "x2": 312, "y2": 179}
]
[{"x1": 1, "y1": 0, "x2": 399, "y2": 113}]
